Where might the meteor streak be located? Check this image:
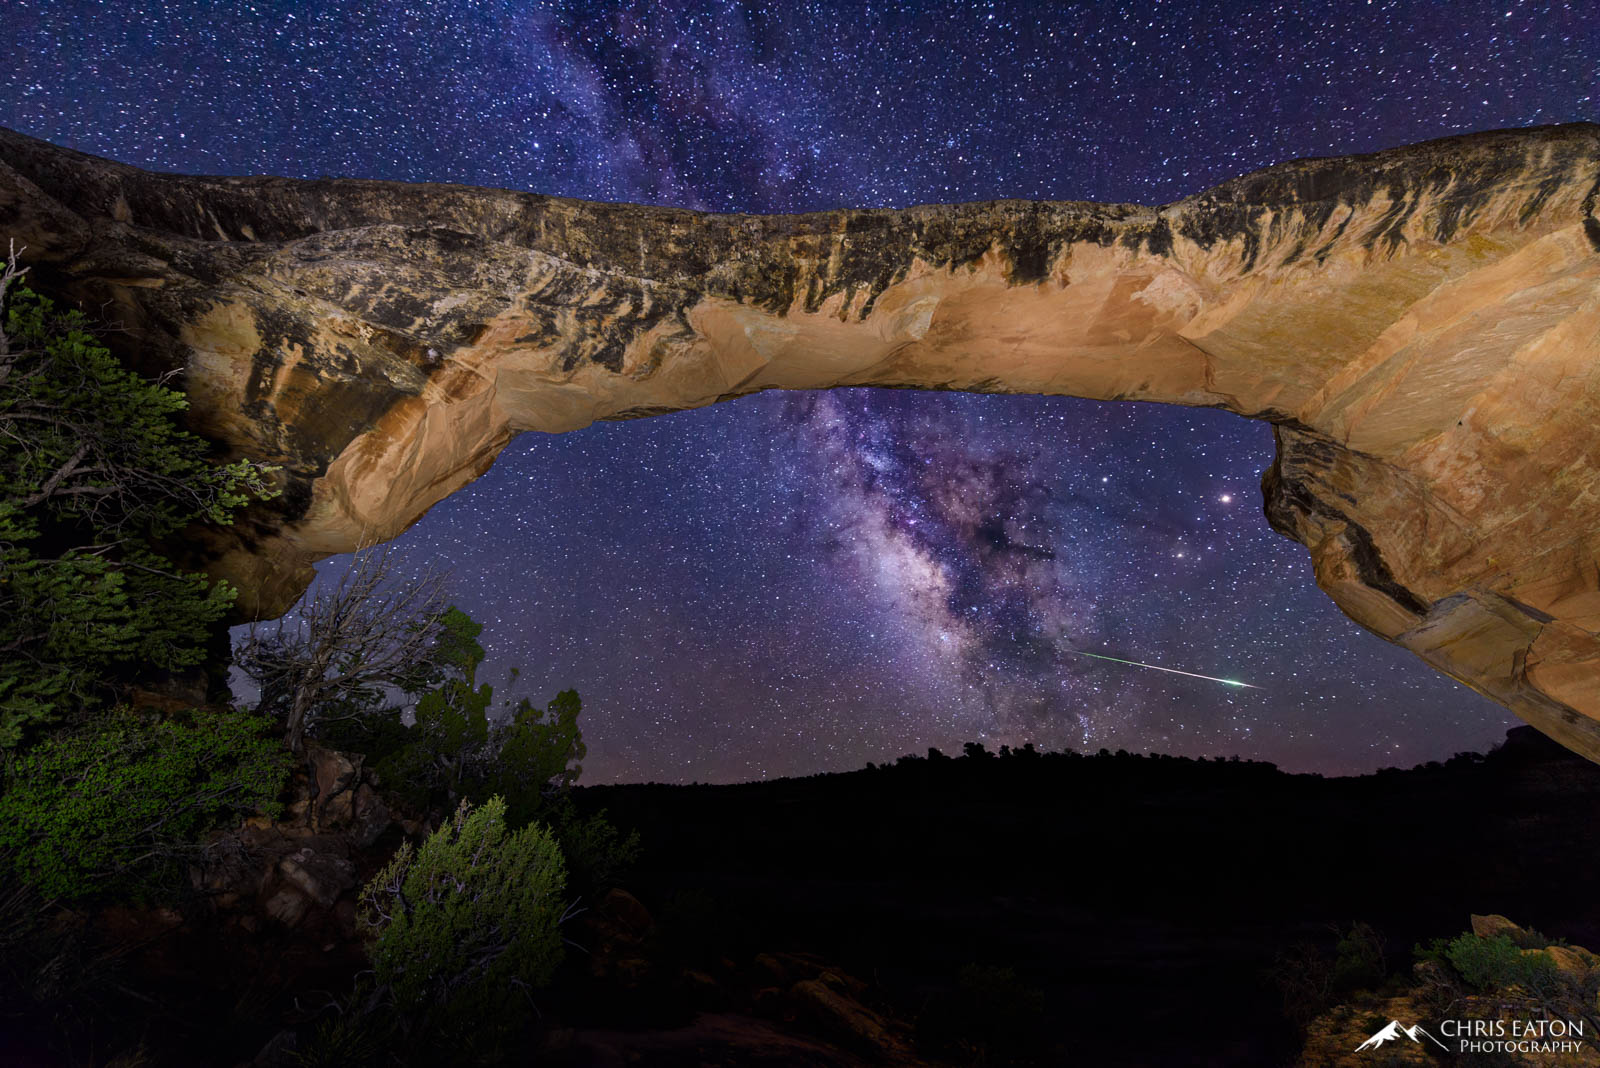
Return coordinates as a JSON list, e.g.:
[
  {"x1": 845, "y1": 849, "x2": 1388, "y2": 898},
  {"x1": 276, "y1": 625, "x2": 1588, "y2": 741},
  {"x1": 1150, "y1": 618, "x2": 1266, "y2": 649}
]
[{"x1": 1074, "y1": 650, "x2": 1262, "y2": 690}]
